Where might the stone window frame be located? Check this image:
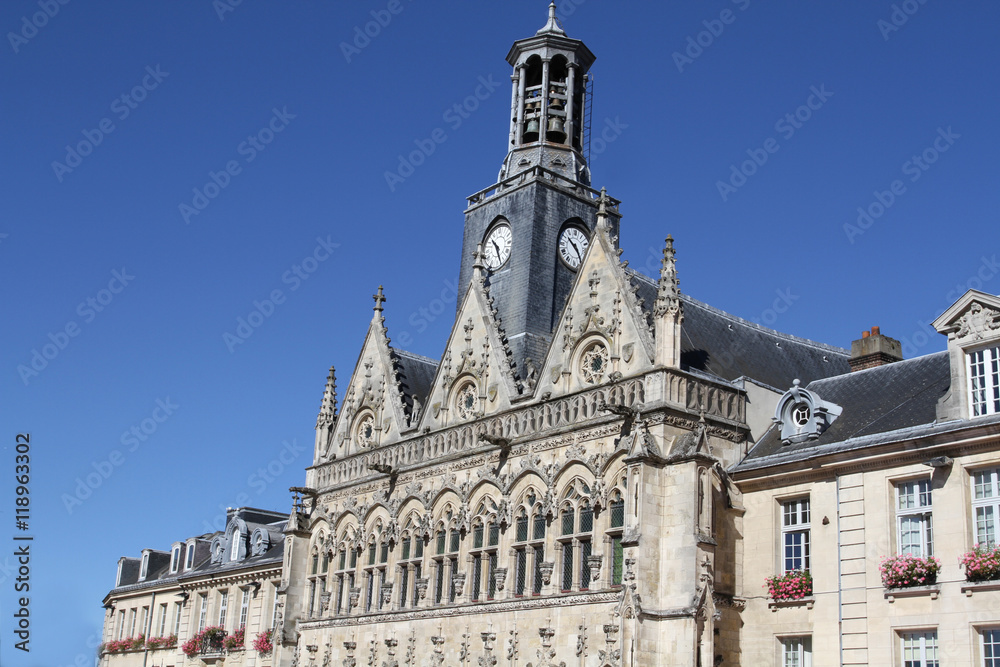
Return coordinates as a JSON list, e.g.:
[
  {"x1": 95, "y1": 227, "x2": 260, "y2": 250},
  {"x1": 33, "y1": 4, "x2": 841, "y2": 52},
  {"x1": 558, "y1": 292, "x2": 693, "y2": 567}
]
[
  {"x1": 575, "y1": 336, "x2": 612, "y2": 386},
  {"x1": 557, "y1": 479, "x2": 594, "y2": 593},
  {"x1": 331, "y1": 527, "x2": 357, "y2": 617},
  {"x1": 469, "y1": 498, "x2": 500, "y2": 601},
  {"x1": 452, "y1": 378, "x2": 480, "y2": 422},
  {"x1": 396, "y1": 517, "x2": 423, "y2": 610},
  {"x1": 511, "y1": 487, "x2": 547, "y2": 596},
  {"x1": 977, "y1": 625, "x2": 1000, "y2": 667},
  {"x1": 353, "y1": 409, "x2": 377, "y2": 450},
  {"x1": 607, "y1": 473, "x2": 627, "y2": 587}
]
